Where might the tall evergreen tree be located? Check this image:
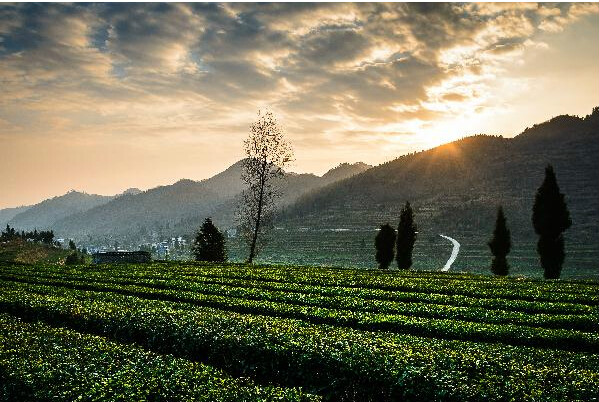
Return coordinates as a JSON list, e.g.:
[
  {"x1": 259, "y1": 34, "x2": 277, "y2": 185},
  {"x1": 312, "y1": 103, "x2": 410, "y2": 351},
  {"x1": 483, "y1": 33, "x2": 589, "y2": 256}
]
[
  {"x1": 532, "y1": 165, "x2": 571, "y2": 279},
  {"x1": 396, "y1": 202, "x2": 417, "y2": 270},
  {"x1": 488, "y1": 206, "x2": 511, "y2": 276},
  {"x1": 193, "y1": 218, "x2": 227, "y2": 262},
  {"x1": 375, "y1": 223, "x2": 396, "y2": 269}
]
